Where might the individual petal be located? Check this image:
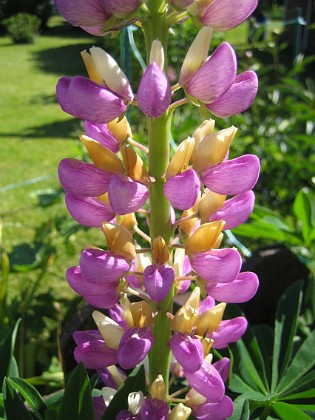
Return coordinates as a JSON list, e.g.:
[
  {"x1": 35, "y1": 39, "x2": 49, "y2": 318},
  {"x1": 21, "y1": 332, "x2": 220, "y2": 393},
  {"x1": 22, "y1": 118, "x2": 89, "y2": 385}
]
[
  {"x1": 57, "y1": 76, "x2": 126, "y2": 123},
  {"x1": 193, "y1": 395, "x2": 234, "y2": 420},
  {"x1": 201, "y1": 0, "x2": 258, "y2": 31},
  {"x1": 140, "y1": 397, "x2": 169, "y2": 420},
  {"x1": 170, "y1": 333, "x2": 204, "y2": 373},
  {"x1": 212, "y1": 358, "x2": 230, "y2": 383},
  {"x1": 209, "y1": 190, "x2": 255, "y2": 230},
  {"x1": 74, "y1": 339, "x2": 118, "y2": 369},
  {"x1": 177, "y1": 279, "x2": 191, "y2": 294},
  {"x1": 206, "y1": 272, "x2": 259, "y2": 303},
  {"x1": 201, "y1": 154, "x2": 260, "y2": 195},
  {"x1": 80, "y1": 248, "x2": 130, "y2": 285},
  {"x1": 209, "y1": 317, "x2": 248, "y2": 349},
  {"x1": 185, "y1": 361, "x2": 225, "y2": 402},
  {"x1": 66, "y1": 266, "x2": 121, "y2": 308},
  {"x1": 143, "y1": 265, "x2": 175, "y2": 302},
  {"x1": 55, "y1": 0, "x2": 110, "y2": 31},
  {"x1": 73, "y1": 329, "x2": 102, "y2": 345},
  {"x1": 93, "y1": 396, "x2": 106, "y2": 420},
  {"x1": 104, "y1": 0, "x2": 140, "y2": 18},
  {"x1": 65, "y1": 193, "x2": 115, "y2": 227},
  {"x1": 206, "y1": 71, "x2": 258, "y2": 117},
  {"x1": 186, "y1": 43, "x2": 237, "y2": 104},
  {"x1": 109, "y1": 304, "x2": 129, "y2": 330},
  {"x1": 190, "y1": 248, "x2": 242, "y2": 283},
  {"x1": 168, "y1": 0, "x2": 195, "y2": 9},
  {"x1": 58, "y1": 158, "x2": 112, "y2": 197},
  {"x1": 118, "y1": 327, "x2": 154, "y2": 369},
  {"x1": 108, "y1": 174, "x2": 149, "y2": 215},
  {"x1": 164, "y1": 169, "x2": 200, "y2": 210},
  {"x1": 97, "y1": 367, "x2": 125, "y2": 389},
  {"x1": 198, "y1": 296, "x2": 216, "y2": 314},
  {"x1": 84, "y1": 121, "x2": 120, "y2": 153},
  {"x1": 137, "y1": 63, "x2": 171, "y2": 118}
]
